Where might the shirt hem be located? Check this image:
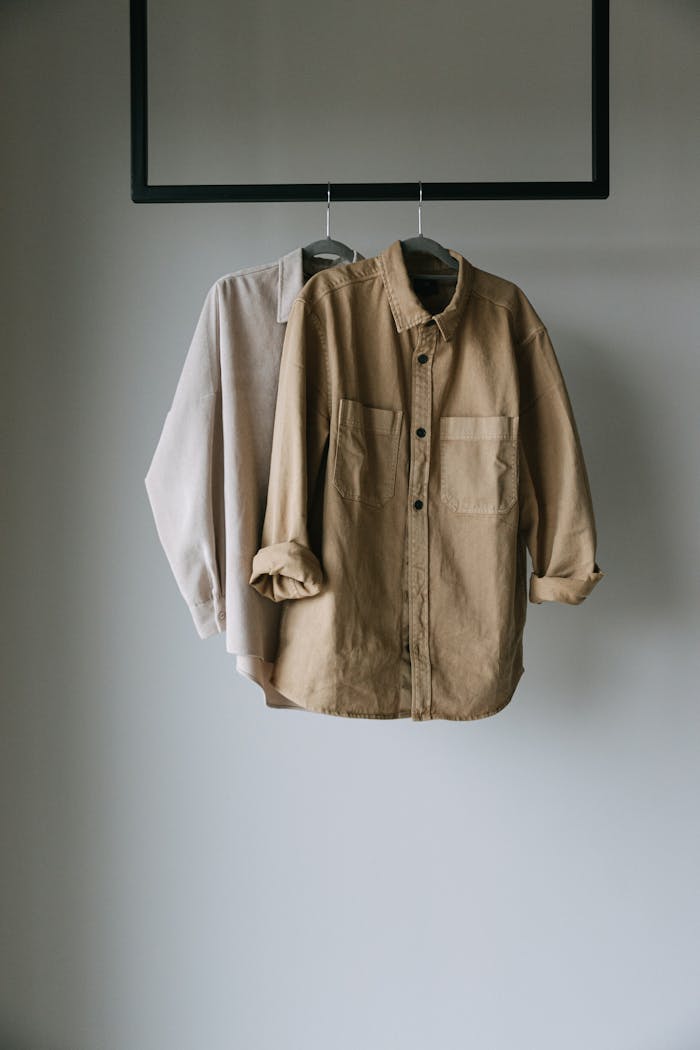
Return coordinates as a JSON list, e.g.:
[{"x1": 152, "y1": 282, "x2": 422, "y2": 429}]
[
  {"x1": 265, "y1": 665, "x2": 526, "y2": 721},
  {"x1": 232, "y1": 651, "x2": 306, "y2": 710}
]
